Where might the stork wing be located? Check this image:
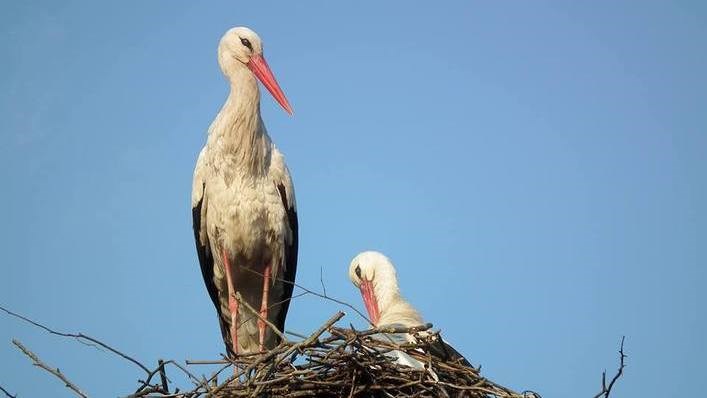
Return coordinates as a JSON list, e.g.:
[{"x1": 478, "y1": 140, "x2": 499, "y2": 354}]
[
  {"x1": 192, "y1": 151, "x2": 234, "y2": 357},
  {"x1": 374, "y1": 324, "x2": 472, "y2": 368},
  {"x1": 428, "y1": 334, "x2": 472, "y2": 368},
  {"x1": 371, "y1": 324, "x2": 439, "y2": 380},
  {"x1": 270, "y1": 150, "x2": 298, "y2": 341}
]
